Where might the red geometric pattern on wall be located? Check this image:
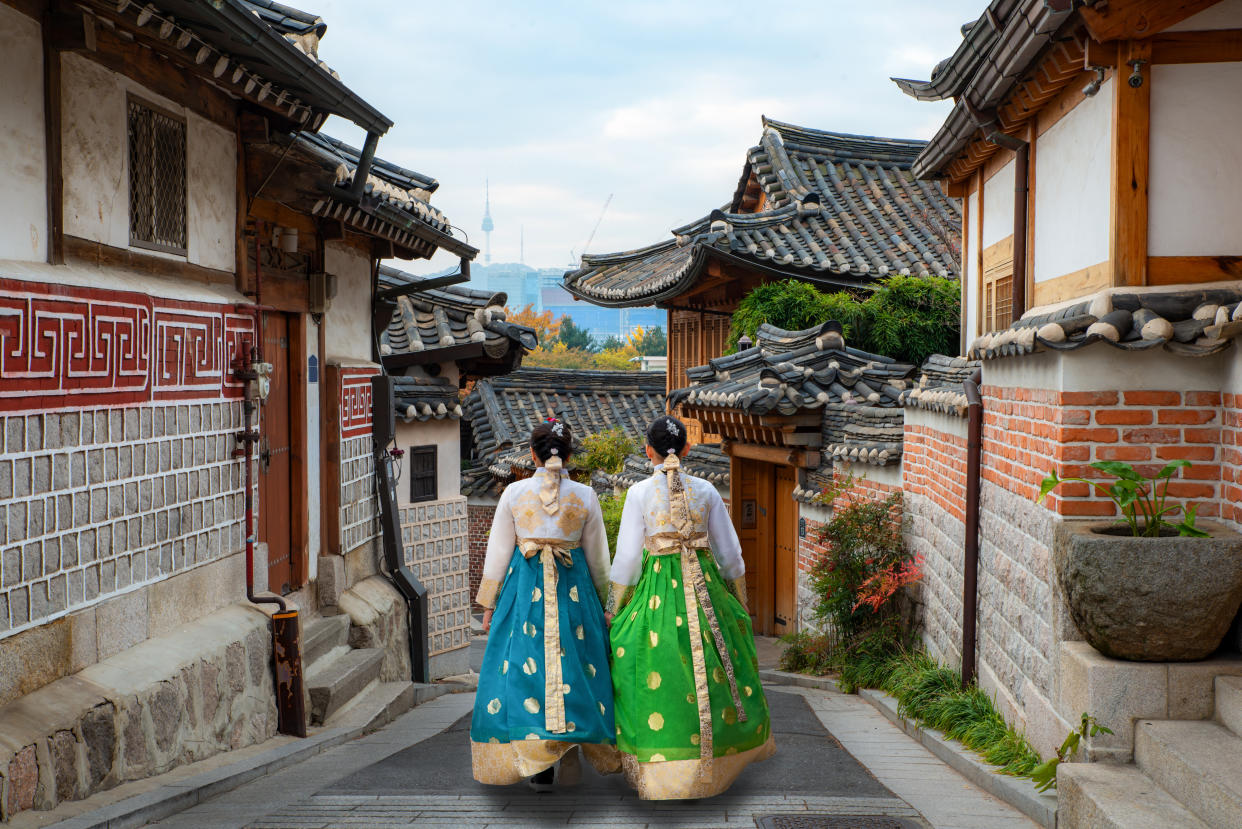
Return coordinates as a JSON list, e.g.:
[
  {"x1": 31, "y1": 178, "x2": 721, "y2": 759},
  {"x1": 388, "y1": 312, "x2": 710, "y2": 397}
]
[
  {"x1": 340, "y1": 366, "x2": 379, "y2": 438},
  {"x1": 0, "y1": 278, "x2": 254, "y2": 412}
]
